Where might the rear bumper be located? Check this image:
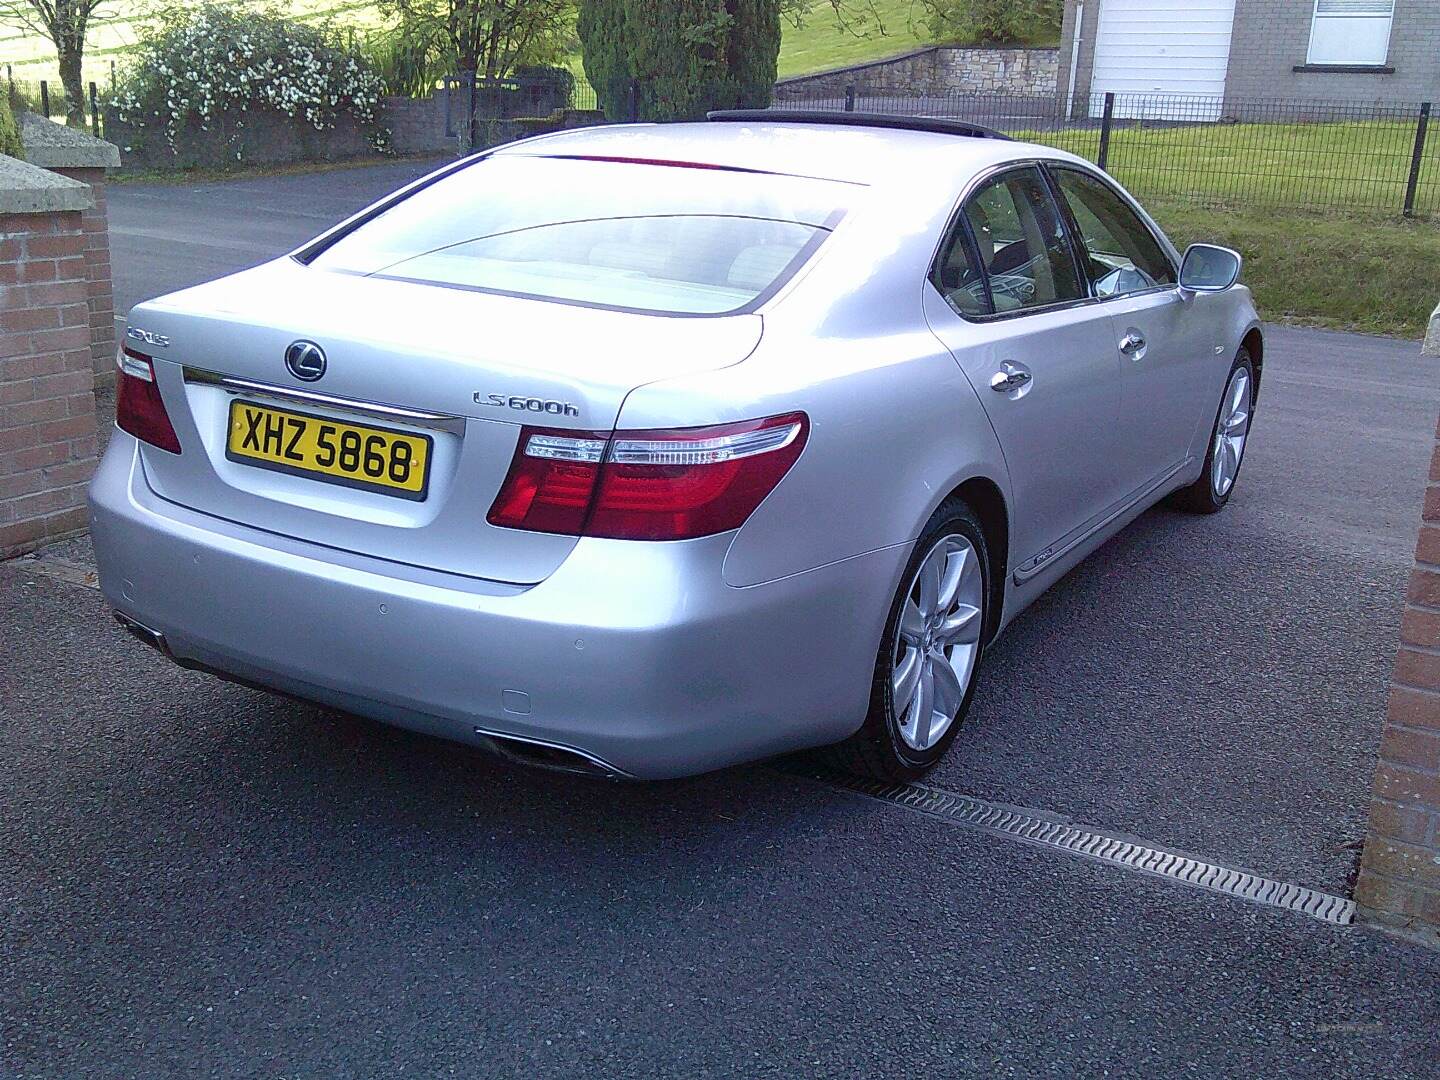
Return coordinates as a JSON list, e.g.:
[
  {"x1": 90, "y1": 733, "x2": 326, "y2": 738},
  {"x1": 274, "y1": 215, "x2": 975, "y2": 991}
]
[{"x1": 88, "y1": 435, "x2": 906, "y2": 778}]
